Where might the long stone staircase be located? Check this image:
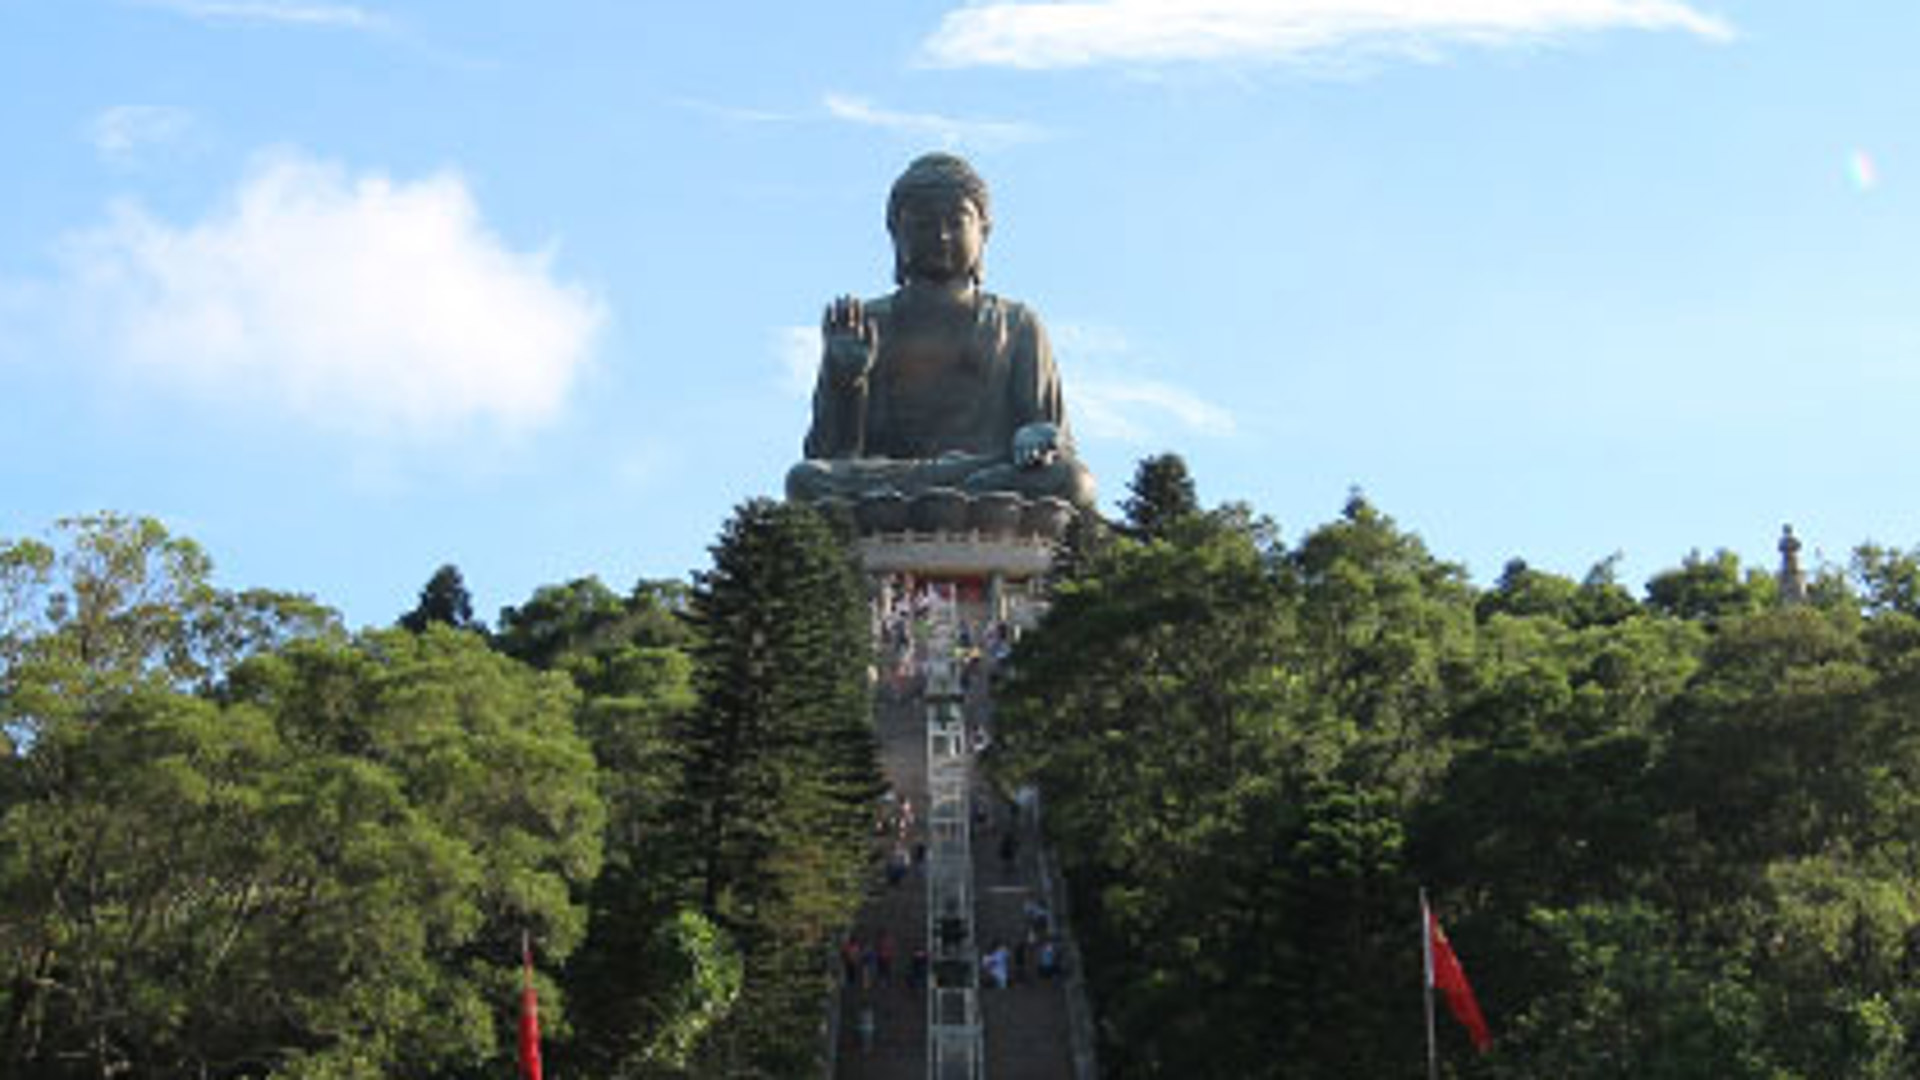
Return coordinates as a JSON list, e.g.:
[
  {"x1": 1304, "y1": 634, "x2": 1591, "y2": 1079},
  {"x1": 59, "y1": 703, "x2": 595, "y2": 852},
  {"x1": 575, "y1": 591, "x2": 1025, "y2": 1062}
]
[
  {"x1": 835, "y1": 678, "x2": 933, "y2": 1080},
  {"x1": 835, "y1": 605, "x2": 1083, "y2": 1080}
]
